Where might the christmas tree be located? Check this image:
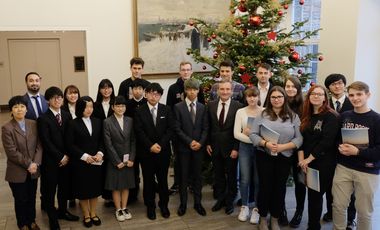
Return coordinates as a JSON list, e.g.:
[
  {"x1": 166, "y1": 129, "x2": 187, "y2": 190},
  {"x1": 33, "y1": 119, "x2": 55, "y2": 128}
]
[{"x1": 187, "y1": 0, "x2": 322, "y2": 91}]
